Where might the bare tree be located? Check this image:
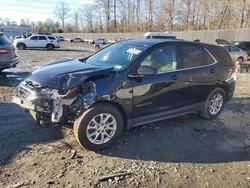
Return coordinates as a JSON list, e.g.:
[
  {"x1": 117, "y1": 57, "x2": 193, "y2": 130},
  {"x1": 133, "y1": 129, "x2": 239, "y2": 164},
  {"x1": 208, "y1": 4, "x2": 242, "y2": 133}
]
[
  {"x1": 50, "y1": 0, "x2": 250, "y2": 33},
  {"x1": 114, "y1": 0, "x2": 117, "y2": 30},
  {"x1": 81, "y1": 4, "x2": 95, "y2": 32},
  {"x1": 96, "y1": 0, "x2": 112, "y2": 32},
  {"x1": 239, "y1": 0, "x2": 247, "y2": 28},
  {"x1": 54, "y1": 1, "x2": 71, "y2": 31},
  {"x1": 147, "y1": 0, "x2": 153, "y2": 31},
  {"x1": 73, "y1": 9, "x2": 80, "y2": 32}
]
